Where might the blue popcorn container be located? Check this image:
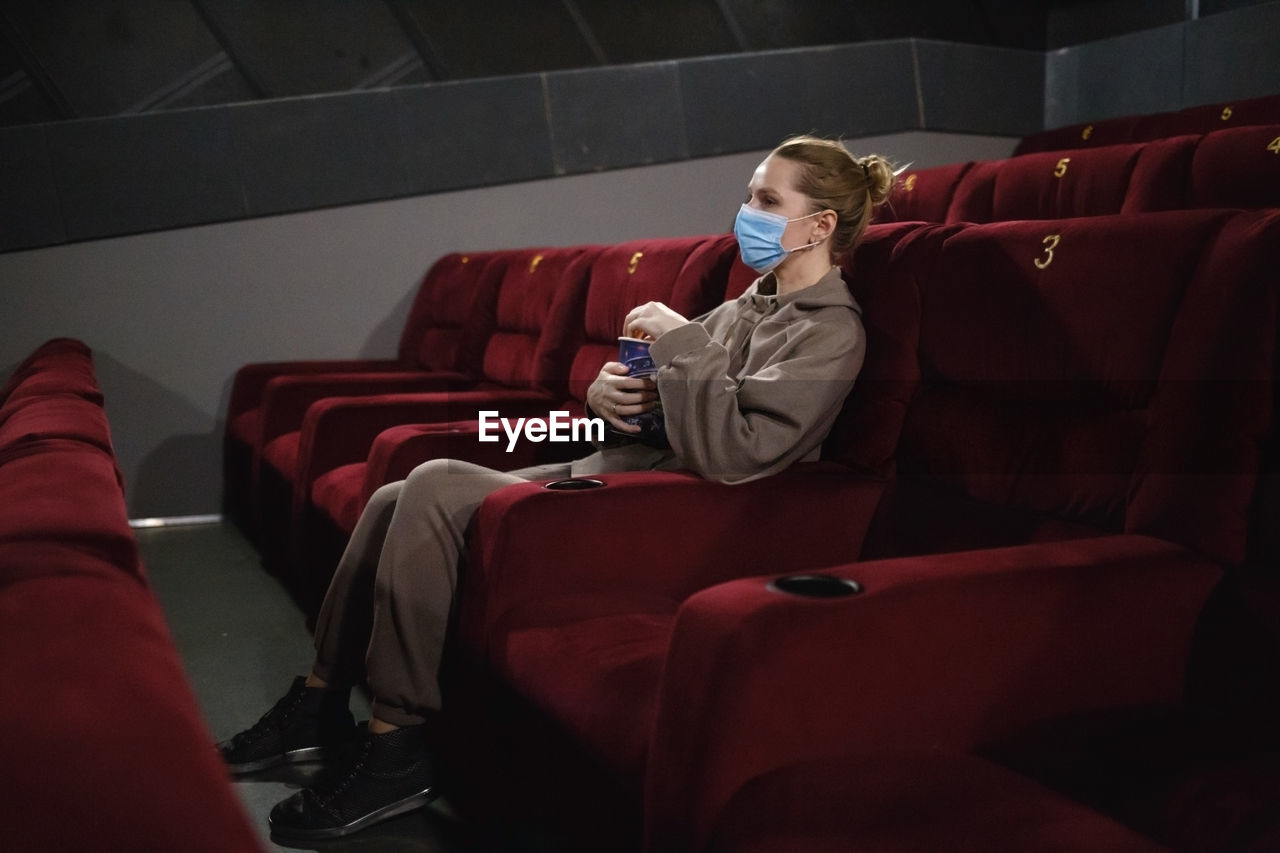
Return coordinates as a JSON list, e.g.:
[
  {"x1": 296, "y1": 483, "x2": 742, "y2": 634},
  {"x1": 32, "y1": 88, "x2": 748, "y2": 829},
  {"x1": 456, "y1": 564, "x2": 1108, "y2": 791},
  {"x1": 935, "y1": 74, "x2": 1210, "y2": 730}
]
[{"x1": 617, "y1": 337, "x2": 666, "y2": 442}]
